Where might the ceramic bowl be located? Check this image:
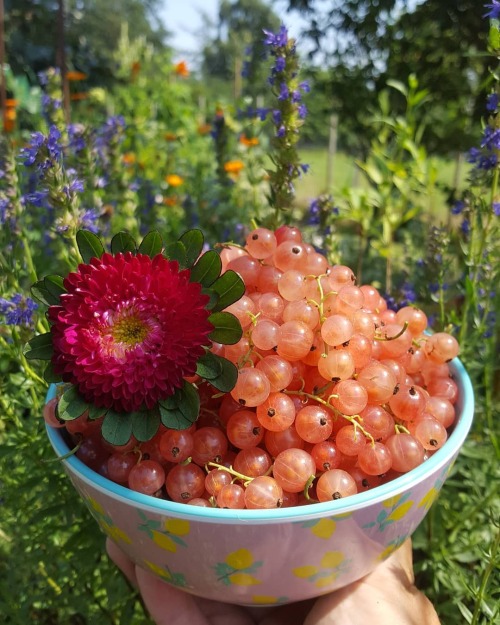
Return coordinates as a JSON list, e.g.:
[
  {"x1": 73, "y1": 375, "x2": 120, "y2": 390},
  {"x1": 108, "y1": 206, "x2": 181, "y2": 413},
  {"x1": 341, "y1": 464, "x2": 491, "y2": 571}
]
[{"x1": 45, "y1": 357, "x2": 473, "y2": 607}]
